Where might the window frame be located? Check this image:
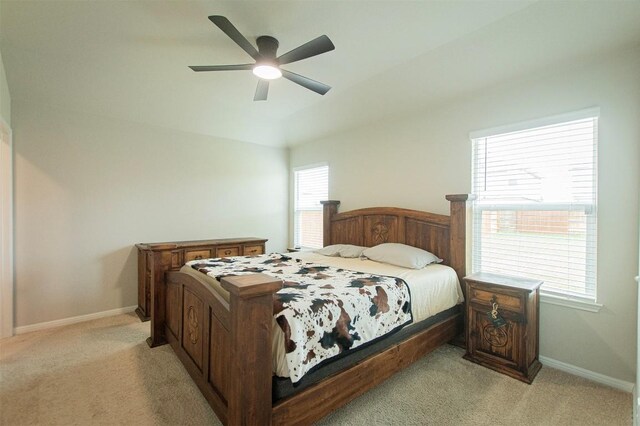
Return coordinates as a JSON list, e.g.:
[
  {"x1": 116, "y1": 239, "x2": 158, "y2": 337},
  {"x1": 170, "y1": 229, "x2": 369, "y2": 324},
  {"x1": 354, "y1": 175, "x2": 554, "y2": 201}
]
[
  {"x1": 292, "y1": 163, "x2": 329, "y2": 250},
  {"x1": 470, "y1": 108, "x2": 601, "y2": 312}
]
